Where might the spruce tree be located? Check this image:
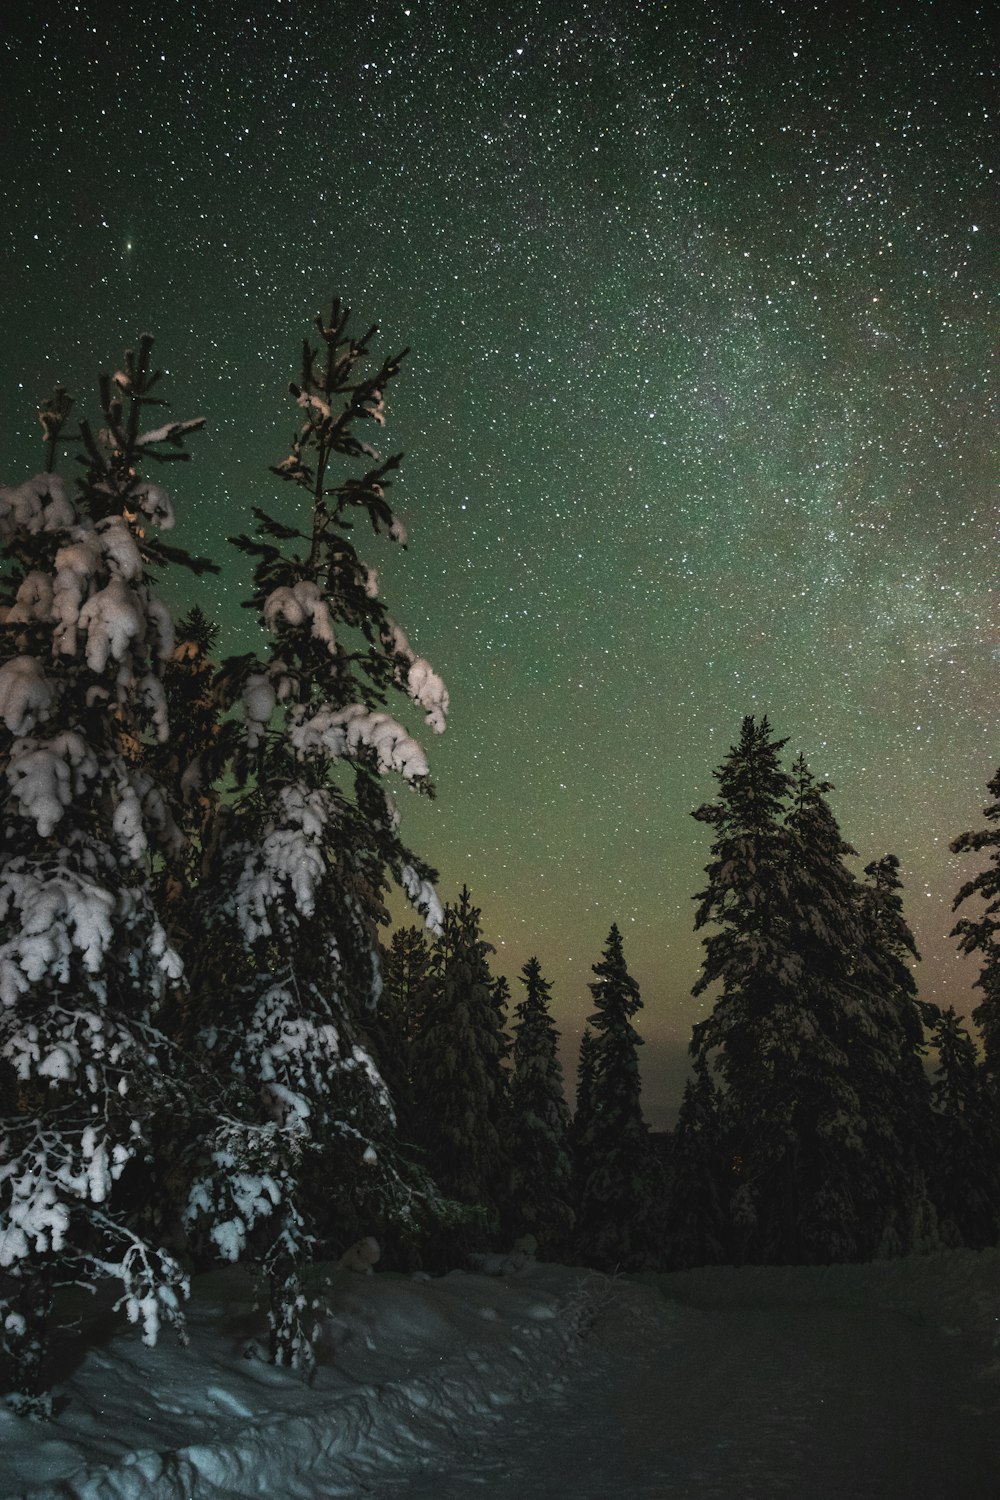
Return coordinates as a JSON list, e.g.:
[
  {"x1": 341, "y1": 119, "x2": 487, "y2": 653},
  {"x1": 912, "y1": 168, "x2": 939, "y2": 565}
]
[
  {"x1": 0, "y1": 341, "x2": 208, "y2": 1410},
  {"x1": 663, "y1": 1055, "x2": 727, "y2": 1270},
  {"x1": 688, "y1": 720, "x2": 939, "y2": 1263},
  {"x1": 571, "y1": 1026, "x2": 598, "y2": 1211},
  {"x1": 374, "y1": 924, "x2": 432, "y2": 1138},
  {"x1": 853, "y1": 854, "x2": 937, "y2": 1256},
  {"x1": 575, "y1": 923, "x2": 650, "y2": 1271},
  {"x1": 506, "y1": 957, "x2": 574, "y2": 1257},
  {"x1": 688, "y1": 715, "x2": 794, "y2": 1262},
  {"x1": 951, "y1": 765, "x2": 1000, "y2": 1076},
  {"x1": 777, "y1": 755, "x2": 870, "y2": 1261},
  {"x1": 927, "y1": 1006, "x2": 999, "y2": 1248},
  {"x1": 408, "y1": 887, "x2": 507, "y2": 1257},
  {"x1": 184, "y1": 302, "x2": 447, "y2": 1367}
]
